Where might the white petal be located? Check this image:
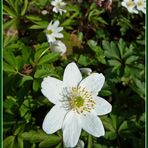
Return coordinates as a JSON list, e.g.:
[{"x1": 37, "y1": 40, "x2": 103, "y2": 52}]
[
  {"x1": 62, "y1": 111, "x2": 81, "y2": 147},
  {"x1": 54, "y1": 33, "x2": 64, "y2": 38},
  {"x1": 46, "y1": 34, "x2": 56, "y2": 43},
  {"x1": 53, "y1": 20, "x2": 60, "y2": 28},
  {"x1": 59, "y1": 9, "x2": 63, "y2": 15},
  {"x1": 41, "y1": 76, "x2": 63, "y2": 104},
  {"x1": 56, "y1": 27, "x2": 63, "y2": 32},
  {"x1": 47, "y1": 21, "x2": 53, "y2": 30},
  {"x1": 80, "y1": 112, "x2": 105, "y2": 137},
  {"x1": 42, "y1": 105, "x2": 67, "y2": 134},
  {"x1": 51, "y1": 1, "x2": 56, "y2": 6},
  {"x1": 121, "y1": 2, "x2": 126, "y2": 7},
  {"x1": 53, "y1": 7, "x2": 58, "y2": 13},
  {"x1": 94, "y1": 96, "x2": 112, "y2": 115},
  {"x1": 141, "y1": 8, "x2": 146, "y2": 14},
  {"x1": 79, "y1": 73, "x2": 105, "y2": 96},
  {"x1": 63, "y1": 62, "x2": 82, "y2": 87},
  {"x1": 61, "y1": 2, "x2": 66, "y2": 6},
  {"x1": 50, "y1": 41, "x2": 66, "y2": 55}
]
